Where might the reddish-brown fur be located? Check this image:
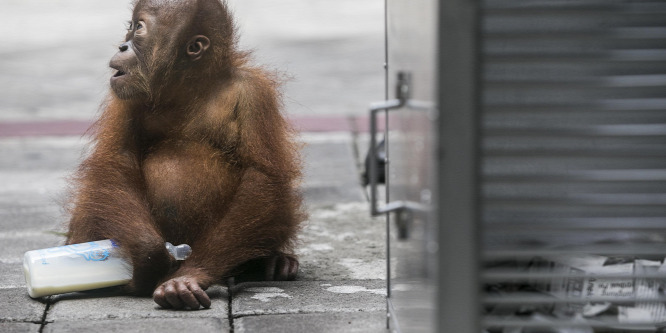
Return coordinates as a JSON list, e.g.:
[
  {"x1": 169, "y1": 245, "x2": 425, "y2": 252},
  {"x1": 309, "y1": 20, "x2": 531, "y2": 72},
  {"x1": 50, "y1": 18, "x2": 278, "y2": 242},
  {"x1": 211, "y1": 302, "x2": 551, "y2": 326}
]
[{"x1": 66, "y1": 0, "x2": 304, "y2": 309}]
